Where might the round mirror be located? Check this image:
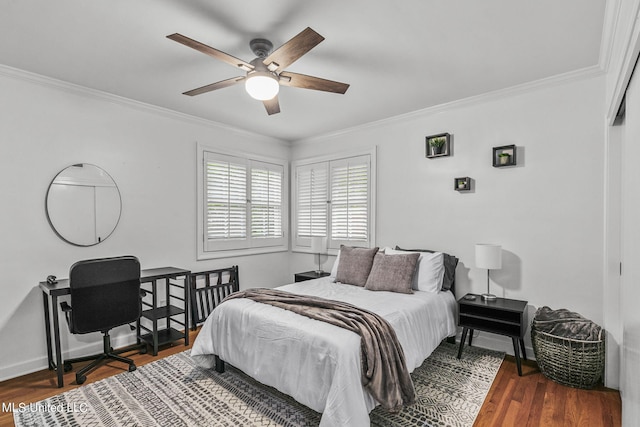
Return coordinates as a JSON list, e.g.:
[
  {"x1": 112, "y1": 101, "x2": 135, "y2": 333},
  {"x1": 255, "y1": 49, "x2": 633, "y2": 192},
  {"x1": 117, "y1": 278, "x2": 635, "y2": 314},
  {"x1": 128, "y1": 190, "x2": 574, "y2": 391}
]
[{"x1": 46, "y1": 164, "x2": 122, "y2": 246}]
